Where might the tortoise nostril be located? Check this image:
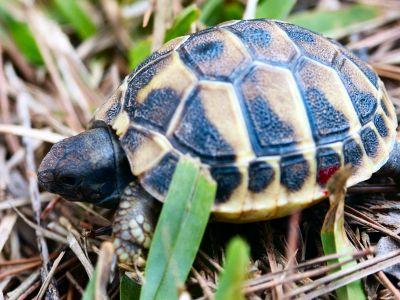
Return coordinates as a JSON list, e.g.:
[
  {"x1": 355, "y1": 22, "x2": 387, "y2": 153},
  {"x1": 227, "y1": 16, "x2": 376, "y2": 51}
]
[{"x1": 37, "y1": 170, "x2": 54, "y2": 186}]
